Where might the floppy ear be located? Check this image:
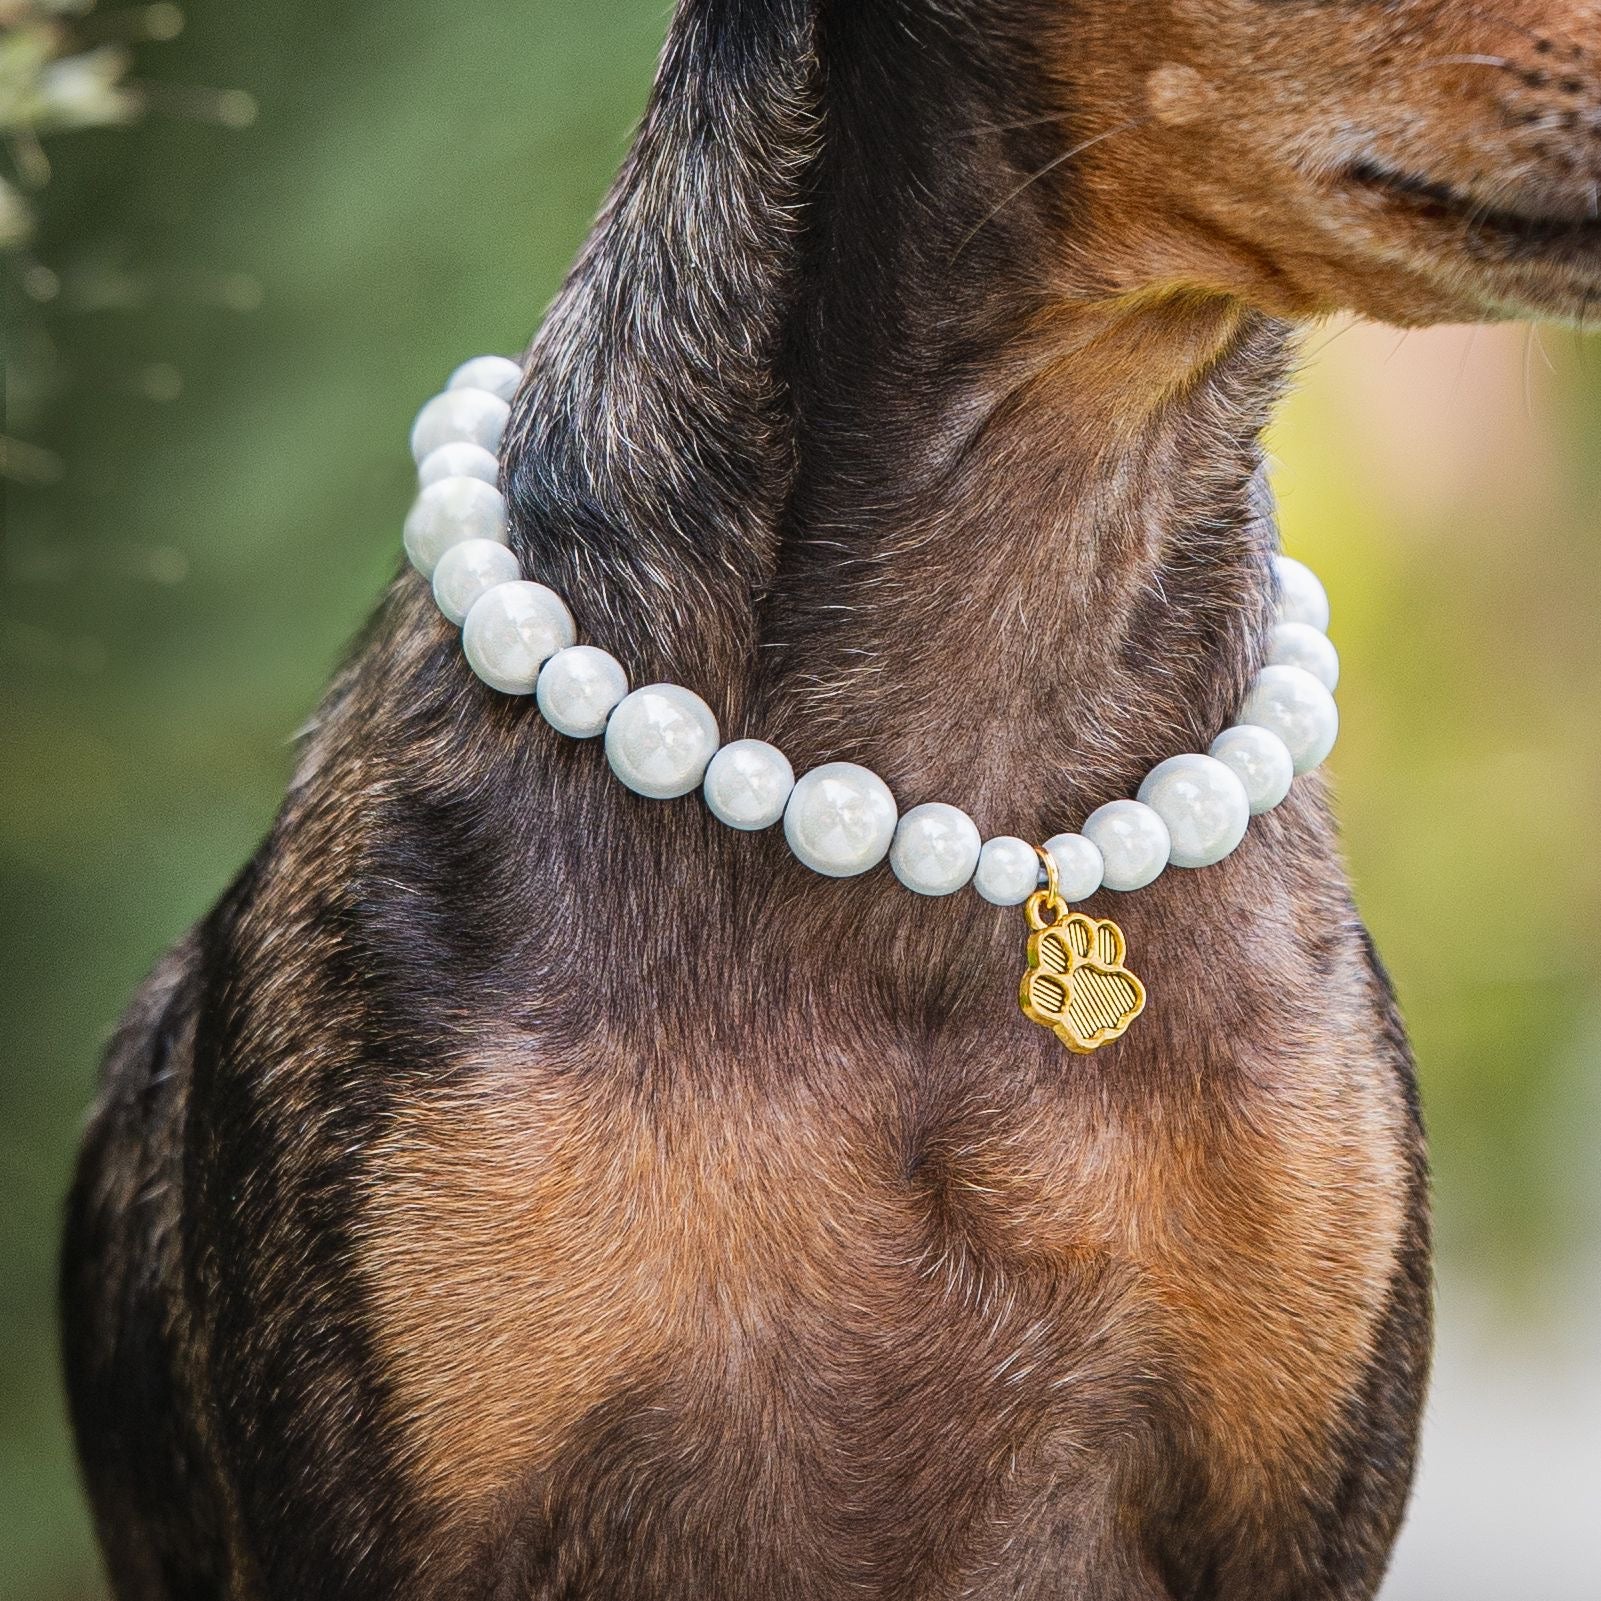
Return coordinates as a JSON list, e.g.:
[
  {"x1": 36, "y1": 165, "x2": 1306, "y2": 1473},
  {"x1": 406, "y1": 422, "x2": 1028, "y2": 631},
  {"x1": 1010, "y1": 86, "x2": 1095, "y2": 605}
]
[
  {"x1": 506, "y1": 0, "x2": 1074, "y2": 684},
  {"x1": 506, "y1": 0, "x2": 821, "y2": 675}
]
